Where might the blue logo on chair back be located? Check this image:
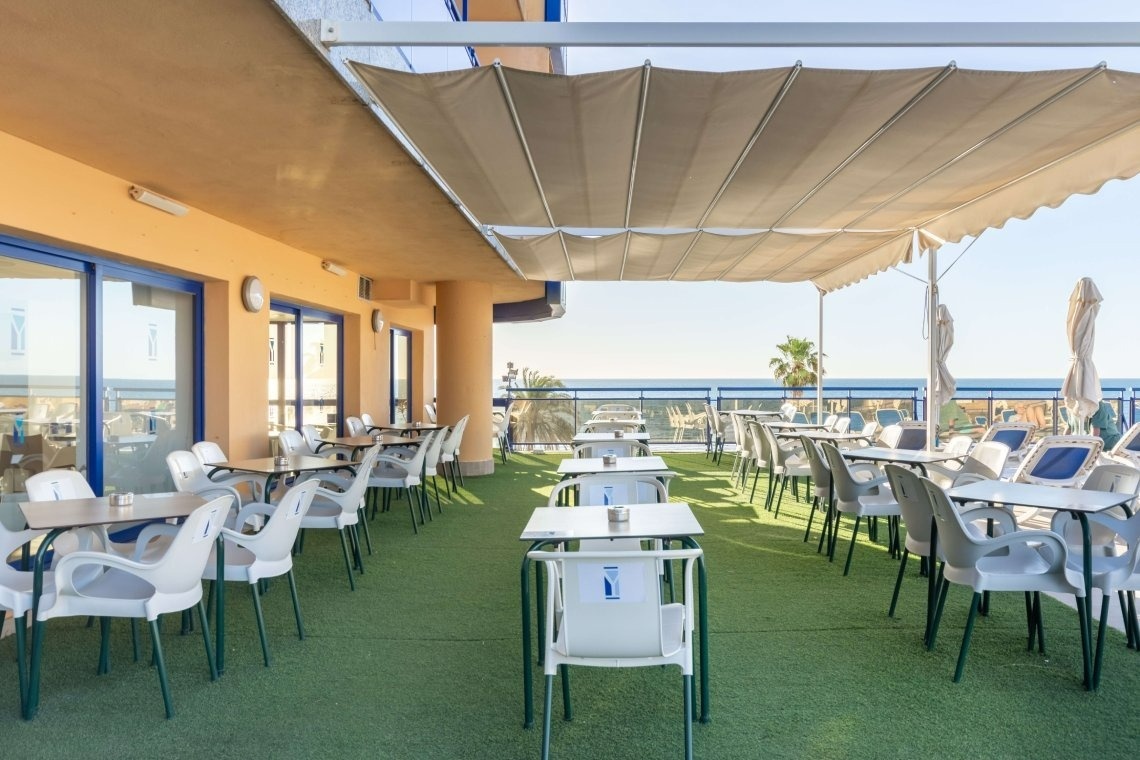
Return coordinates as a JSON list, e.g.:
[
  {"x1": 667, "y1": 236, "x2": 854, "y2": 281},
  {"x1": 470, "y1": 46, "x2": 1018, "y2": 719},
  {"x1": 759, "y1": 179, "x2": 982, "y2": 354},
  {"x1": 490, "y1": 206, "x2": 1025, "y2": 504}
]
[
  {"x1": 603, "y1": 565, "x2": 620, "y2": 599},
  {"x1": 603, "y1": 485, "x2": 614, "y2": 506}
]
